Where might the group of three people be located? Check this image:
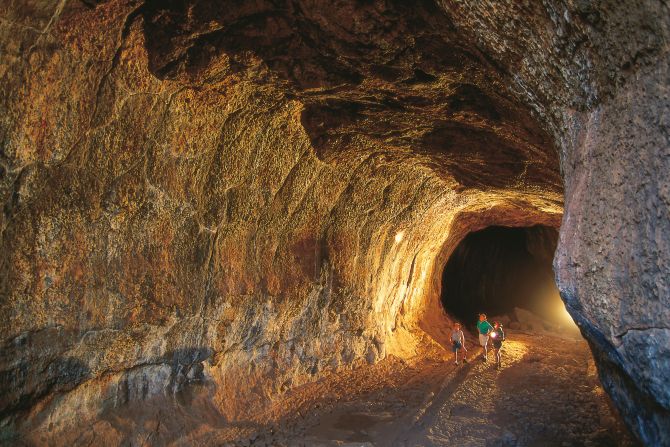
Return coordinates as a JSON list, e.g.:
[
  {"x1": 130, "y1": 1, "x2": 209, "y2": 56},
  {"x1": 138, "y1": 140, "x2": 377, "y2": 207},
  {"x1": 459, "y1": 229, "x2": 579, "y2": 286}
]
[{"x1": 450, "y1": 314, "x2": 505, "y2": 369}]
